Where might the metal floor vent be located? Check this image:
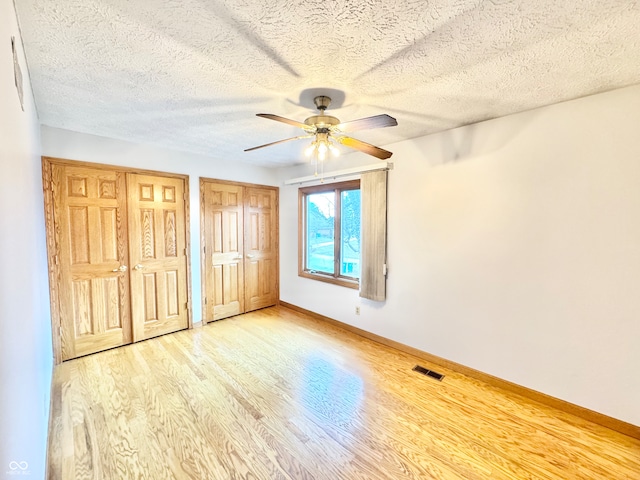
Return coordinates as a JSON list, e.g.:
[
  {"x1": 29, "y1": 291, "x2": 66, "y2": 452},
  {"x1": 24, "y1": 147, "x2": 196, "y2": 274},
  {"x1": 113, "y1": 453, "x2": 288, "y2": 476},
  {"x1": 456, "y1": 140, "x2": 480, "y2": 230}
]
[{"x1": 412, "y1": 365, "x2": 445, "y2": 381}]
